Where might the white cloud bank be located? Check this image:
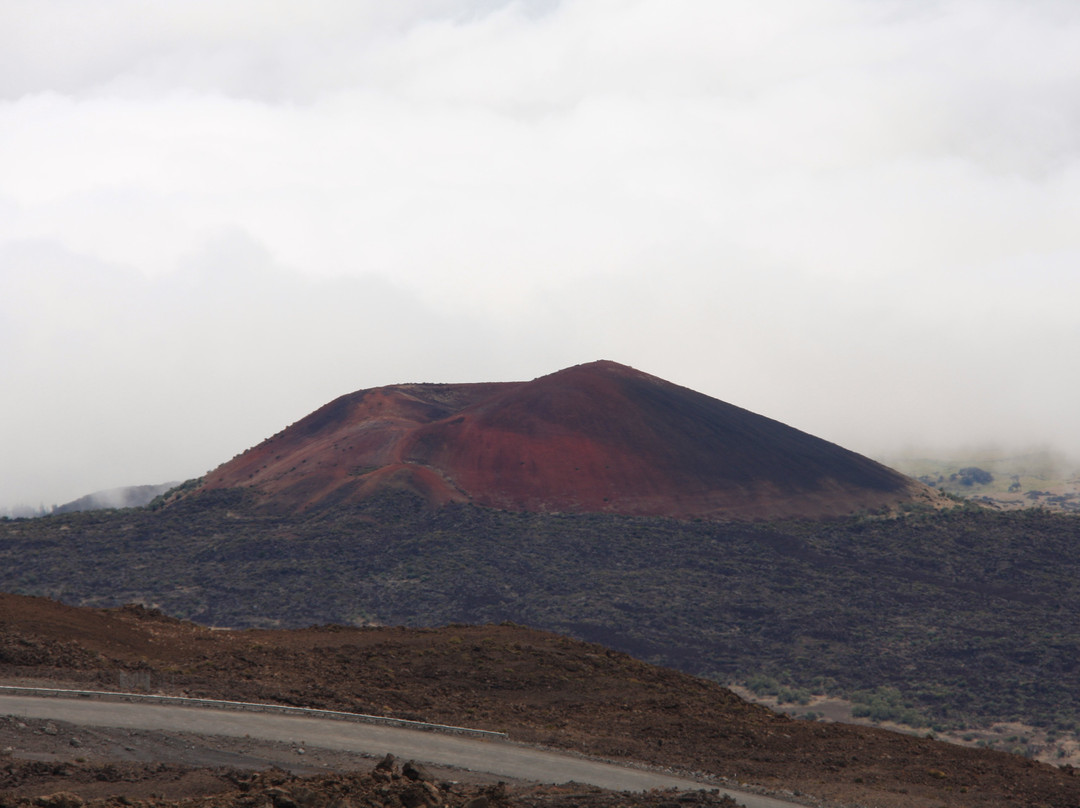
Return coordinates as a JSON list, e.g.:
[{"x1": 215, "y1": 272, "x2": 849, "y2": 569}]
[{"x1": 2, "y1": 0, "x2": 1079, "y2": 508}]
